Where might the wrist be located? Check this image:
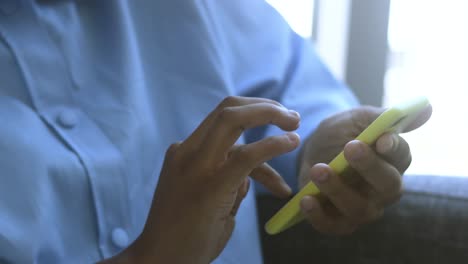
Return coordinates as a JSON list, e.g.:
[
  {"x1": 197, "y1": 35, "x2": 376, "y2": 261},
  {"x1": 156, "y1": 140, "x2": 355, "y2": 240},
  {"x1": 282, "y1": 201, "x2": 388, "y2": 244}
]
[{"x1": 115, "y1": 232, "x2": 210, "y2": 264}]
